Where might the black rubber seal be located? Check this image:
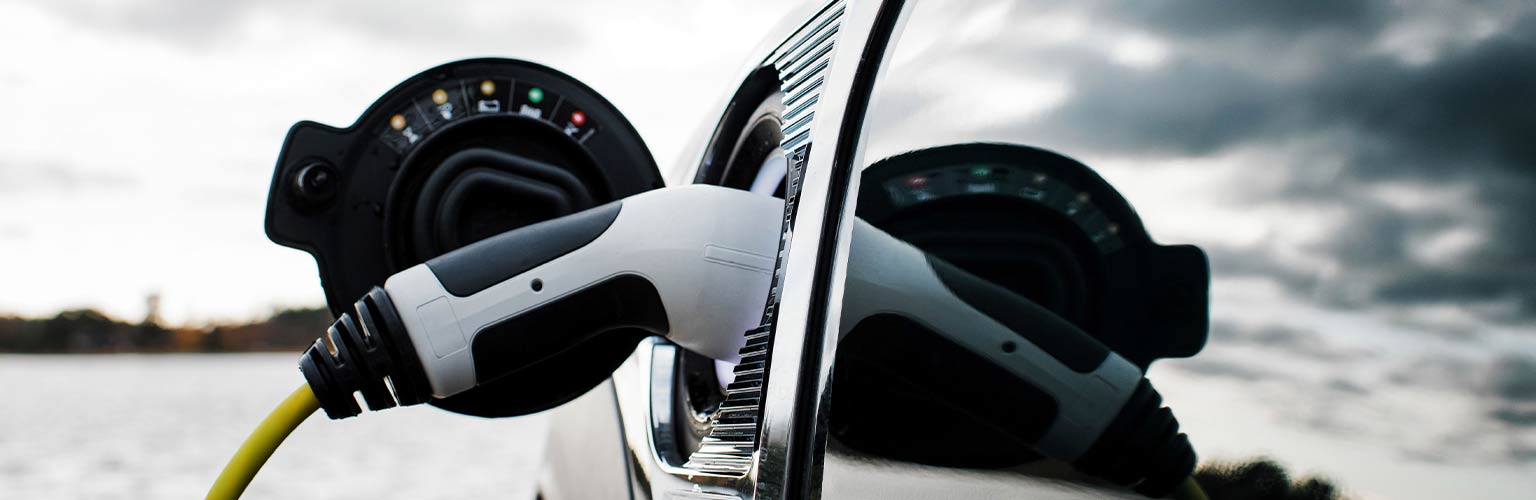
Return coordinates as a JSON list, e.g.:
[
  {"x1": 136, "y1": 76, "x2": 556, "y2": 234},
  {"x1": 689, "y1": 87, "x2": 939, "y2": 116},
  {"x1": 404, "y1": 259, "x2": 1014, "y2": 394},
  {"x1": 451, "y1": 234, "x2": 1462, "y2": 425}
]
[
  {"x1": 411, "y1": 147, "x2": 596, "y2": 259},
  {"x1": 299, "y1": 287, "x2": 432, "y2": 419},
  {"x1": 1072, "y1": 378, "x2": 1198, "y2": 497}
]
